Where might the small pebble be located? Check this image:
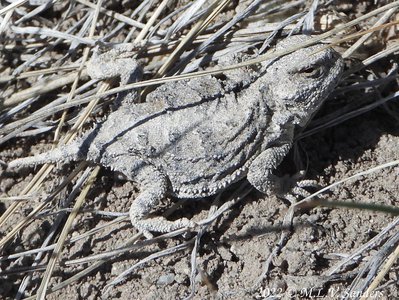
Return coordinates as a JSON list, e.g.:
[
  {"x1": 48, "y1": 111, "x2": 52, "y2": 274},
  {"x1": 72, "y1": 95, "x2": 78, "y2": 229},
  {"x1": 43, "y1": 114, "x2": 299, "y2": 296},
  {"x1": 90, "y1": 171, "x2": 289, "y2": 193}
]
[{"x1": 156, "y1": 273, "x2": 175, "y2": 286}]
